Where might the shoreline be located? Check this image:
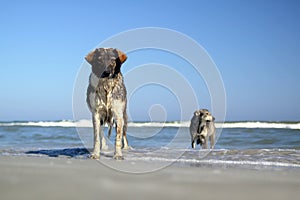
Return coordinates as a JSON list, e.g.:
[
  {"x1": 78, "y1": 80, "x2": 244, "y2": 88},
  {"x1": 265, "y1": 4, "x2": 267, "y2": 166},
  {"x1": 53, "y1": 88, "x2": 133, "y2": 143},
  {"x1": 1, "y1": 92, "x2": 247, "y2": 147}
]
[
  {"x1": 1, "y1": 155, "x2": 300, "y2": 200},
  {"x1": 2, "y1": 147, "x2": 300, "y2": 171}
]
